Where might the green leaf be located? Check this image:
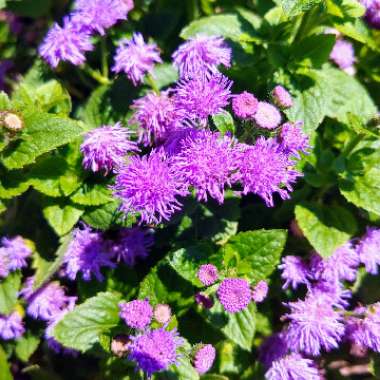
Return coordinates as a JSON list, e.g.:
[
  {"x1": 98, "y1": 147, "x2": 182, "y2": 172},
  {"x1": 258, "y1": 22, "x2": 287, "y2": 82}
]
[
  {"x1": 202, "y1": 376, "x2": 229, "y2": 380},
  {"x1": 43, "y1": 201, "x2": 84, "y2": 236},
  {"x1": 71, "y1": 183, "x2": 112, "y2": 206},
  {"x1": 203, "y1": 302, "x2": 256, "y2": 351},
  {"x1": 212, "y1": 111, "x2": 235, "y2": 135},
  {"x1": 0, "y1": 345, "x2": 13, "y2": 380},
  {"x1": 0, "y1": 91, "x2": 11, "y2": 109},
  {"x1": 274, "y1": 0, "x2": 322, "y2": 16},
  {"x1": 0, "y1": 272, "x2": 22, "y2": 314},
  {"x1": 295, "y1": 202, "x2": 358, "y2": 258},
  {"x1": 81, "y1": 85, "x2": 109, "y2": 129},
  {"x1": 223, "y1": 230, "x2": 287, "y2": 280},
  {"x1": 82, "y1": 201, "x2": 122, "y2": 230},
  {"x1": 53, "y1": 292, "x2": 122, "y2": 352},
  {"x1": 148, "y1": 63, "x2": 179, "y2": 89},
  {"x1": 15, "y1": 332, "x2": 40, "y2": 362},
  {"x1": 0, "y1": 170, "x2": 31, "y2": 199},
  {"x1": 166, "y1": 356, "x2": 200, "y2": 380},
  {"x1": 2, "y1": 112, "x2": 84, "y2": 169}
]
